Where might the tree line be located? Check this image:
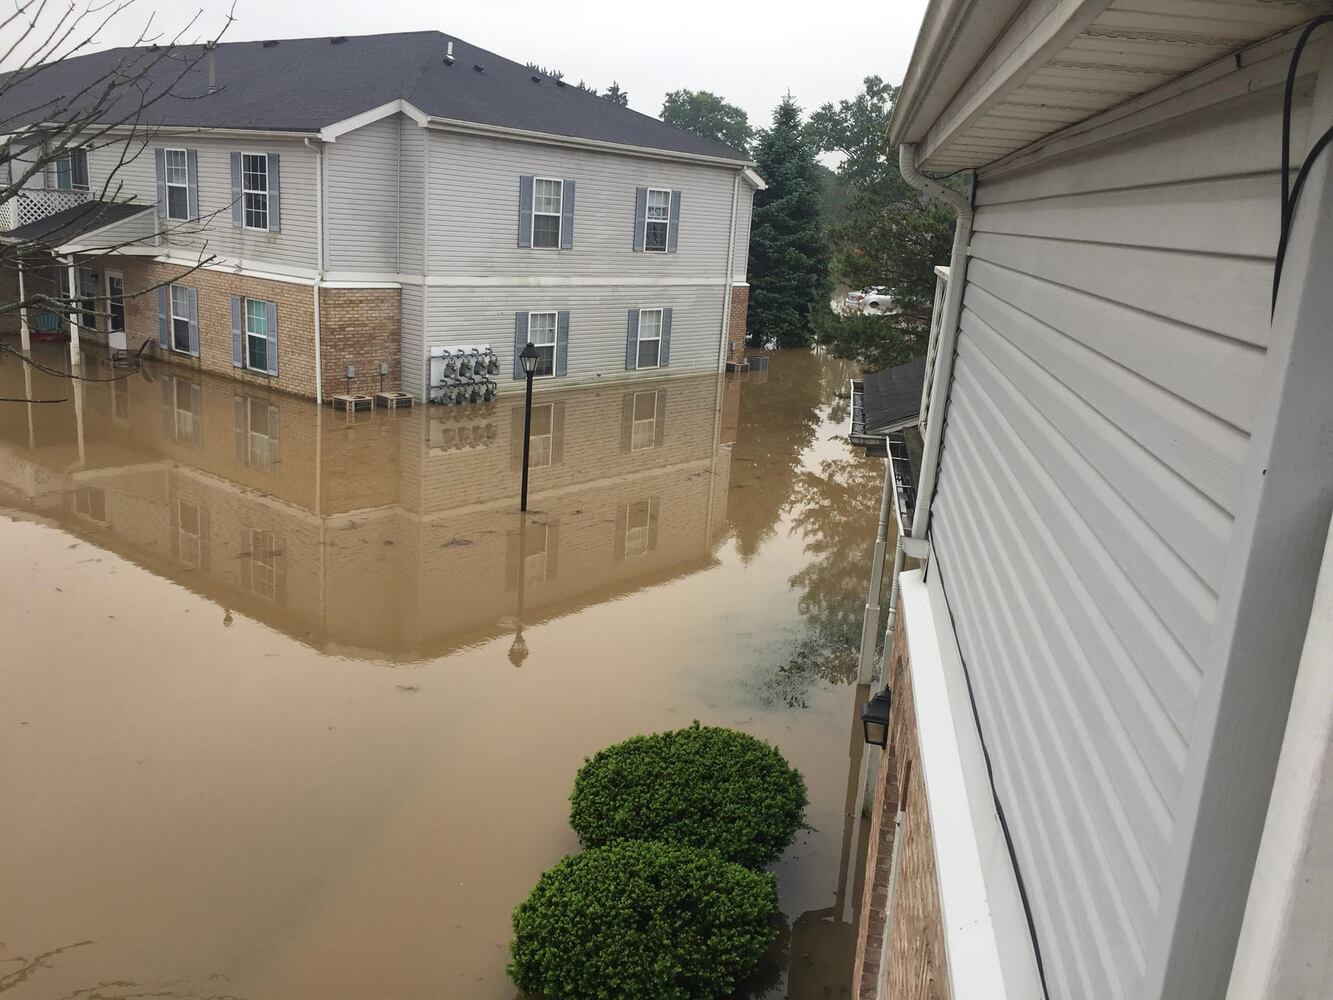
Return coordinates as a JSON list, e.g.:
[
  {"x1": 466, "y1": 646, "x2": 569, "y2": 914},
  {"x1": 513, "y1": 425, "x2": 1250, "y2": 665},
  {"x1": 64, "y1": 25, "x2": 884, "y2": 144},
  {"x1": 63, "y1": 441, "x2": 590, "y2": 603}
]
[{"x1": 662, "y1": 82, "x2": 955, "y2": 370}]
